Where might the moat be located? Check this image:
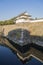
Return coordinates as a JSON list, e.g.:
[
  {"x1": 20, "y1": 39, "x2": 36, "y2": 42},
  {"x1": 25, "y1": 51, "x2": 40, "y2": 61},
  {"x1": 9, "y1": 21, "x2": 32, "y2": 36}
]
[{"x1": 0, "y1": 46, "x2": 43, "y2": 65}]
